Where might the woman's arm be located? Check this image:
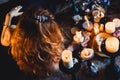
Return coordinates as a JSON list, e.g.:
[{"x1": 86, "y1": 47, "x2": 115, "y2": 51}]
[
  {"x1": 1, "y1": 14, "x2": 14, "y2": 46},
  {"x1": 1, "y1": 6, "x2": 23, "y2": 46}
]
